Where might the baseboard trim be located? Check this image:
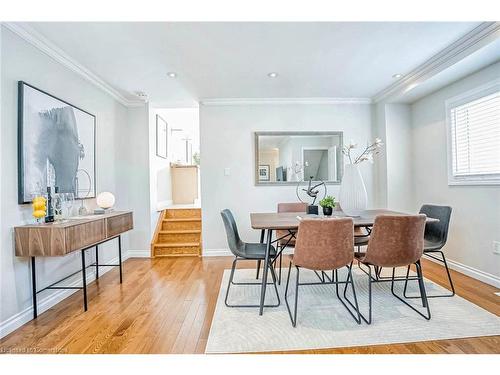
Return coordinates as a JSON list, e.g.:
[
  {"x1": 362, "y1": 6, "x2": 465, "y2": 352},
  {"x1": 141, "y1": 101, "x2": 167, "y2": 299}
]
[
  {"x1": 202, "y1": 247, "x2": 295, "y2": 257},
  {"x1": 202, "y1": 249, "x2": 232, "y2": 257},
  {"x1": 426, "y1": 255, "x2": 500, "y2": 288},
  {"x1": 0, "y1": 252, "x2": 129, "y2": 339},
  {"x1": 127, "y1": 250, "x2": 150, "y2": 258}
]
